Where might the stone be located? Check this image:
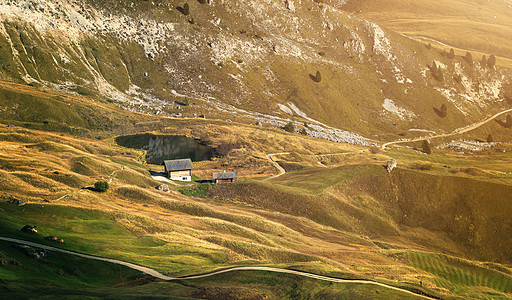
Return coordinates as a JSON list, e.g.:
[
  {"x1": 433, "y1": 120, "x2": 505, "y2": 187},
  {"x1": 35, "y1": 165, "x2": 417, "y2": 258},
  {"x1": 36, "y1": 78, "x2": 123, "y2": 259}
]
[
  {"x1": 157, "y1": 184, "x2": 170, "y2": 192},
  {"x1": 45, "y1": 236, "x2": 64, "y2": 243},
  {"x1": 387, "y1": 159, "x2": 397, "y2": 173},
  {"x1": 20, "y1": 225, "x2": 37, "y2": 233},
  {"x1": 8, "y1": 198, "x2": 26, "y2": 207}
]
